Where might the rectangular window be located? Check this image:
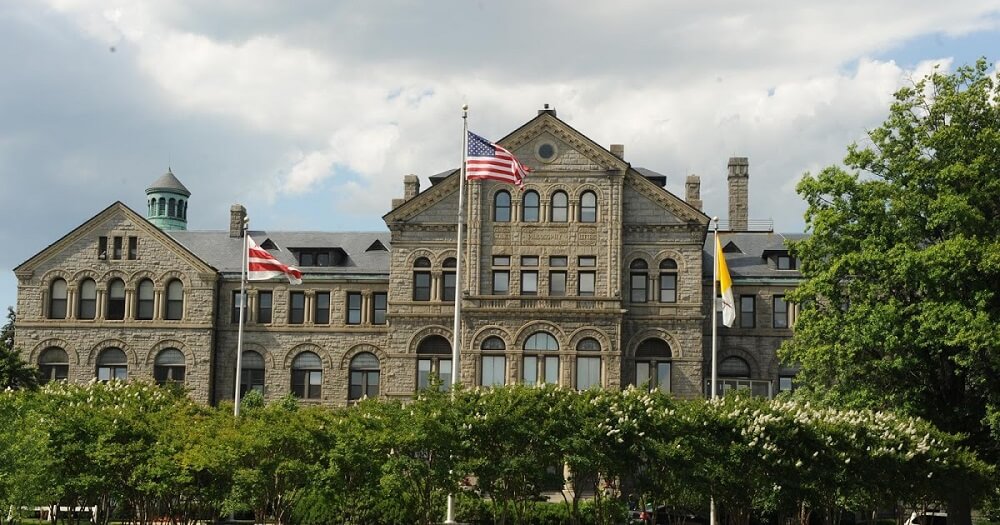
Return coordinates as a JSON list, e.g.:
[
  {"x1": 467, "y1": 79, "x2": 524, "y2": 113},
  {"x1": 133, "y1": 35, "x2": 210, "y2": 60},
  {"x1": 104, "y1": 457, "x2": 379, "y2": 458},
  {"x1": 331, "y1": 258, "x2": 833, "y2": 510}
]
[
  {"x1": 439, "y1": 359, "x2": 453, "y2": 390},
  {"x1": 549, "y1": 256, "x2": 567, "y2": 267},
  {"x1": 292, "y1": 370, "x2": 322, "y2": 399},
  {"x1": 635, "y1": 362, "x2": 650, "y2": 389},
  {"x1": 659, "y1": 274, "x2": 677, "y2": 303},
  {"x1": 773, "y1": 295, "x2": 788, "y2": 328},
  {"x1": 493, "y1": 255, "x2": 511, "y2": 266},
  {"x1": 413, "y1": 272, "x2": 431, "y2": 301},
  {"x1": 289, "y1": 292, "x2": 305, "y2": 324},
  {"x1": 630, "y1": 273, "x2": 648, "y2": 303},
  {"x1": 372, "y1": 292, "x2": 387, "y2": 325},
  {"x1": 346, "y1": 292, "x2": 361, "y2": 325},
  {"x1": 127, "y1": 236, "x2": 138, "y2": 260},
  {"x1": 443, "y1": 272, "x2": 456, "y2": 301},
  {"x1": 315, "y1": 292, "x2": 330, "y2": 324},
  {"x1": 522, "y1": 356, "x2": 538, "y2": 384},
  {"x1": 521, "y1": 271, "x2": 538, "y2": 295},
  {"x1": 740, "y1": 295, "x2": 756, "y2": 328},
  {"x1": 657, "y1": 362, "x2": 671, "y2": 393},
  {"x1": 481, "y1": 355, "x2": 506, "y2": 387},
  {"x1": 544, "y1": 356, "x2": 559, "y2": 384},
  {"x1": 576, "y1": 357, "x2": 601, "y2": 390},
  {"x1": 231, "y1": 291, "x2": 245, "y2": 324},
  {"x1": 549, "y1": 271, "x2": 566, "y2": 296},
  {"x1": 578, "y1": 271, "x2": 596, "y2": 296},
  {"x1": 779, "y1": 375, "x2": 795, "y2": 392},
  {"x1": 492, "y1": 271, "x2": 510, "y2": 294},
  {"x1": 578, "y1": 256, "x2": 596, "y2": 267},
  {"x1": 521, "y1": 255, "x2": 538, "y2": 266},
  {"x1": 258, "y1": 291, "x2": 273, "y2": 324},
  {"x1": 98, "y1": 236, "x2": 108, "y2": 259},
  {"x1": 417, "y1": 359, "x2": 432, "y2": 390},
  {"x1": 112, "y1": 236, "x2": 123, "y2": 260},
  {"x1": 777, "y1": 255, "x2": 795, "y2": 270}
]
